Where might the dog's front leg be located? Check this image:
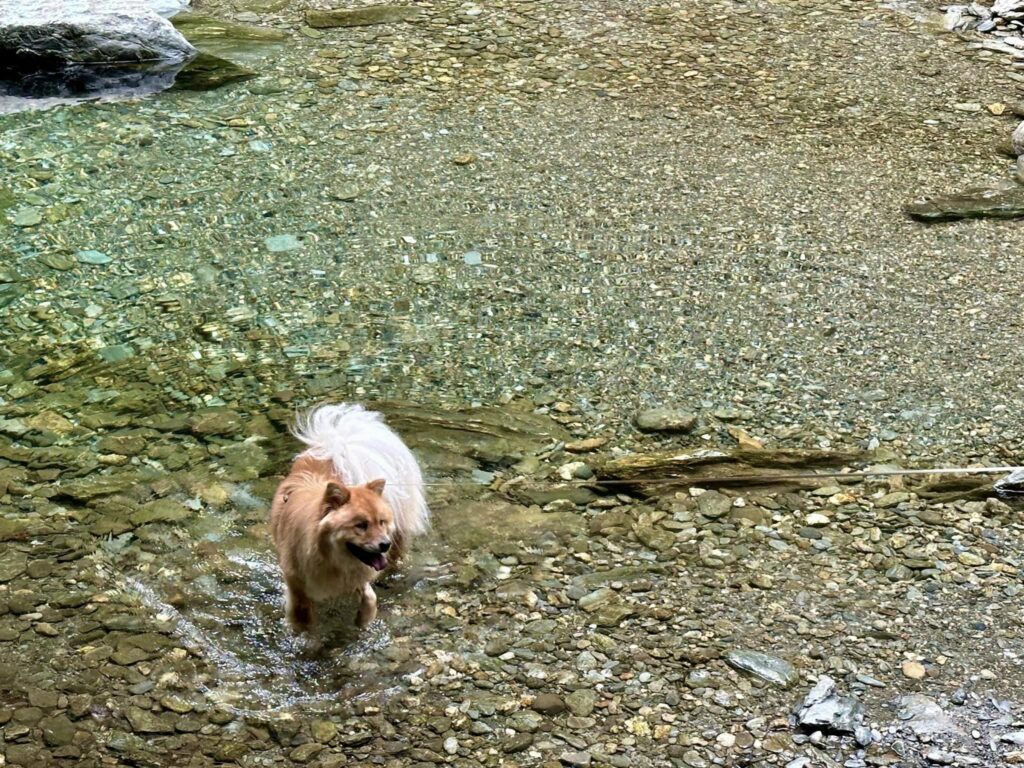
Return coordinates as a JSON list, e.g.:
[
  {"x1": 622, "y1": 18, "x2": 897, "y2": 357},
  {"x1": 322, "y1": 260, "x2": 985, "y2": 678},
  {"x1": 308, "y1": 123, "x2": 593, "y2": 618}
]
[
  {"x1": 286, "y1": 580, "x2": 314, "y2": 631},
  {"x1": 356, "y1": 582, "x2": 377, "y2": 628}
]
